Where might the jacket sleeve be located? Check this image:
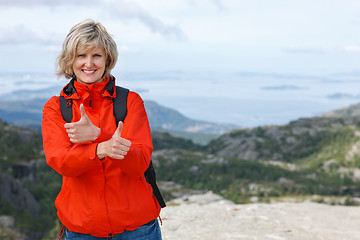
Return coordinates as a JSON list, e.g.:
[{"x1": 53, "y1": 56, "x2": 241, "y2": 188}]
[
  {"x1": 42, "y1": 96, "x2": 103, "y2": 177},
  {"x1": 107, "y1": 92, "x2": 153, "y2": 178}
]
